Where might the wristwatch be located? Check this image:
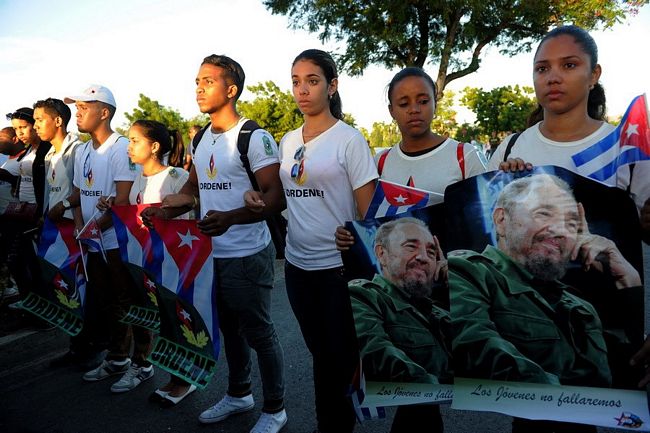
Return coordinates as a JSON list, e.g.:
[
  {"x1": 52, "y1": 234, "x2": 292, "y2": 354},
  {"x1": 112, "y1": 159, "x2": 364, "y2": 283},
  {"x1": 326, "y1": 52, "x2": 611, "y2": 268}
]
[{"x1": 62, "y1": 199, "x2": 71, "y2": 210}]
